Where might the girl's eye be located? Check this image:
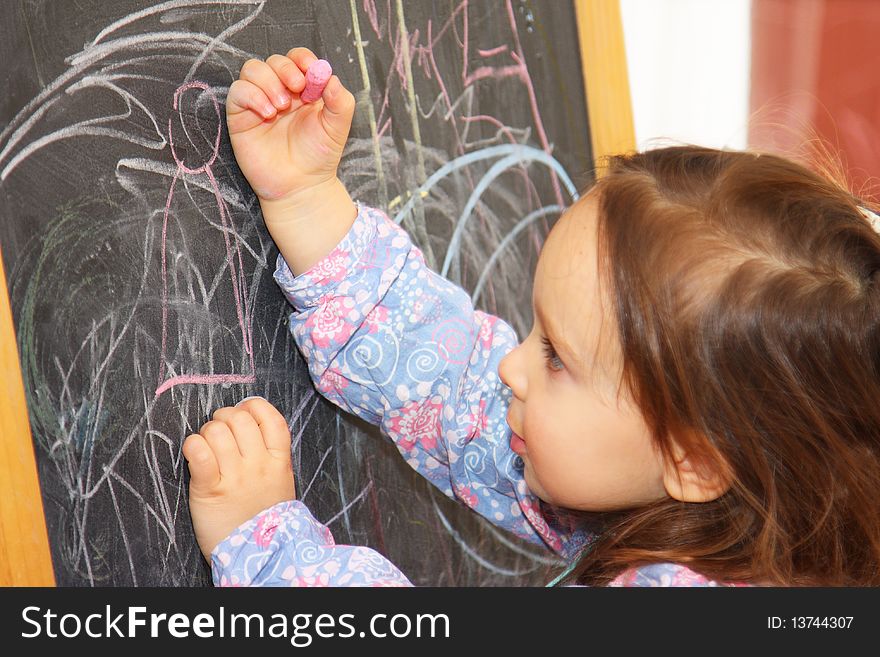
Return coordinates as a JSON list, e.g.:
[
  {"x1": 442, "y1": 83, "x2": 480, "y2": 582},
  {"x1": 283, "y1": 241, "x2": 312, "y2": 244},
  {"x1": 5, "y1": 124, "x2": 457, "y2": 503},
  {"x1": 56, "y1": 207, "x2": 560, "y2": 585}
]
[{"x1": 541, "y1": 336, "x2": 565, "y2": 372}]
